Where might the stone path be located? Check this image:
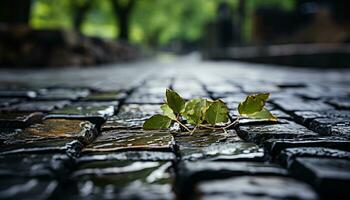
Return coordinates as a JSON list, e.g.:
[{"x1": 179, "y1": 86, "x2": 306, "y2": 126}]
[{"x1": 0, "y1": 54, "x2": 350, "y2": 199}]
